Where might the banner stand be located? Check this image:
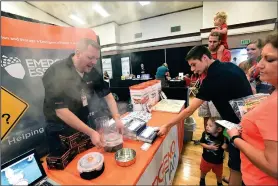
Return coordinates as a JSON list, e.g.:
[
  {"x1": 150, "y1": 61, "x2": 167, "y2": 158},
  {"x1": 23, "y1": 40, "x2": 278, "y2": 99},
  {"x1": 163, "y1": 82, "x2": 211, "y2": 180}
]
[{"x1": 1, "y1": 16, "x2": 99, "y2": 163}]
